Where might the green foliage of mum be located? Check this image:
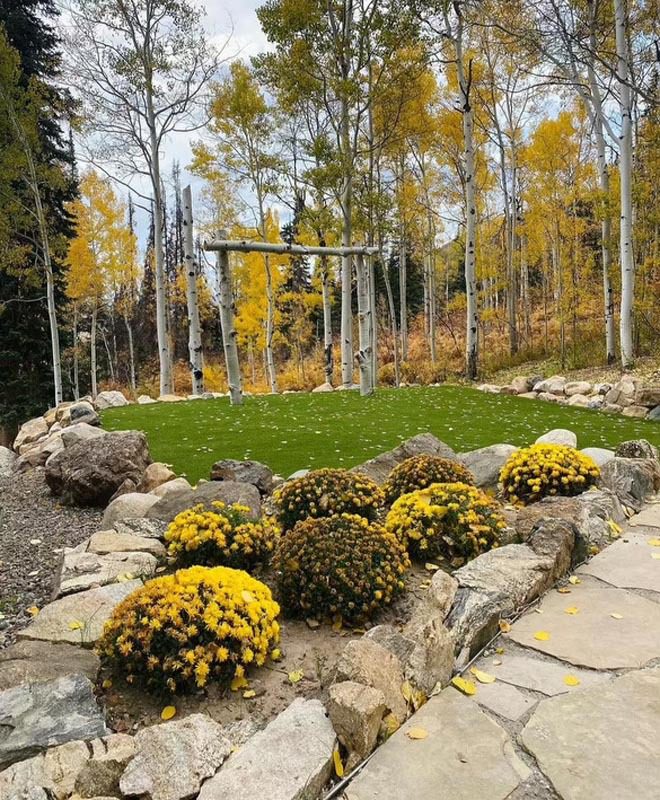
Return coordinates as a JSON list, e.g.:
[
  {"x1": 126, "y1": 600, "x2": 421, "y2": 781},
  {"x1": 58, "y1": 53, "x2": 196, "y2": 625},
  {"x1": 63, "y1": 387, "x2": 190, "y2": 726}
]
[
  {"x1": 500, "y1": 443, "x2": 600, "y2": 505},
  {"x1": 384, "y1": 454, "x2": 475, "y2": 504},
  {"x1": 273, "y1": 513, "x2": 410, "y2": 624},
  {"x1": 273, "y1": 468, "x2": 384, "y2": 531},
  {"x1": 385, "y1": 482, "x2": 506, "y2": 562}
]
